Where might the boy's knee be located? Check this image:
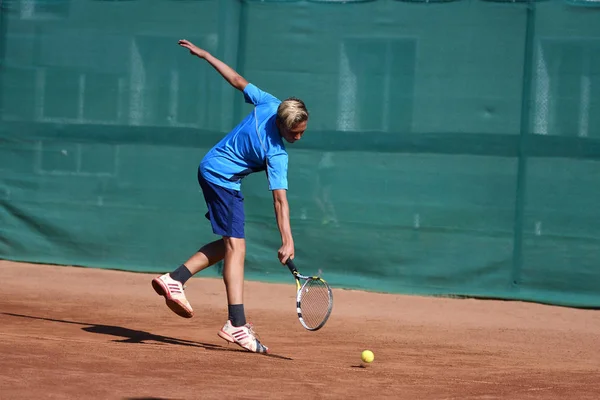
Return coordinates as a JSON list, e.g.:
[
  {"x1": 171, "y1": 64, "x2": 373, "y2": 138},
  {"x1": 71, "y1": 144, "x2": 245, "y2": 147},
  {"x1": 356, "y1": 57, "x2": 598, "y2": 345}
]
[{"x1": 223, "y1": 237, "x2": 245, "y2": 252}]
